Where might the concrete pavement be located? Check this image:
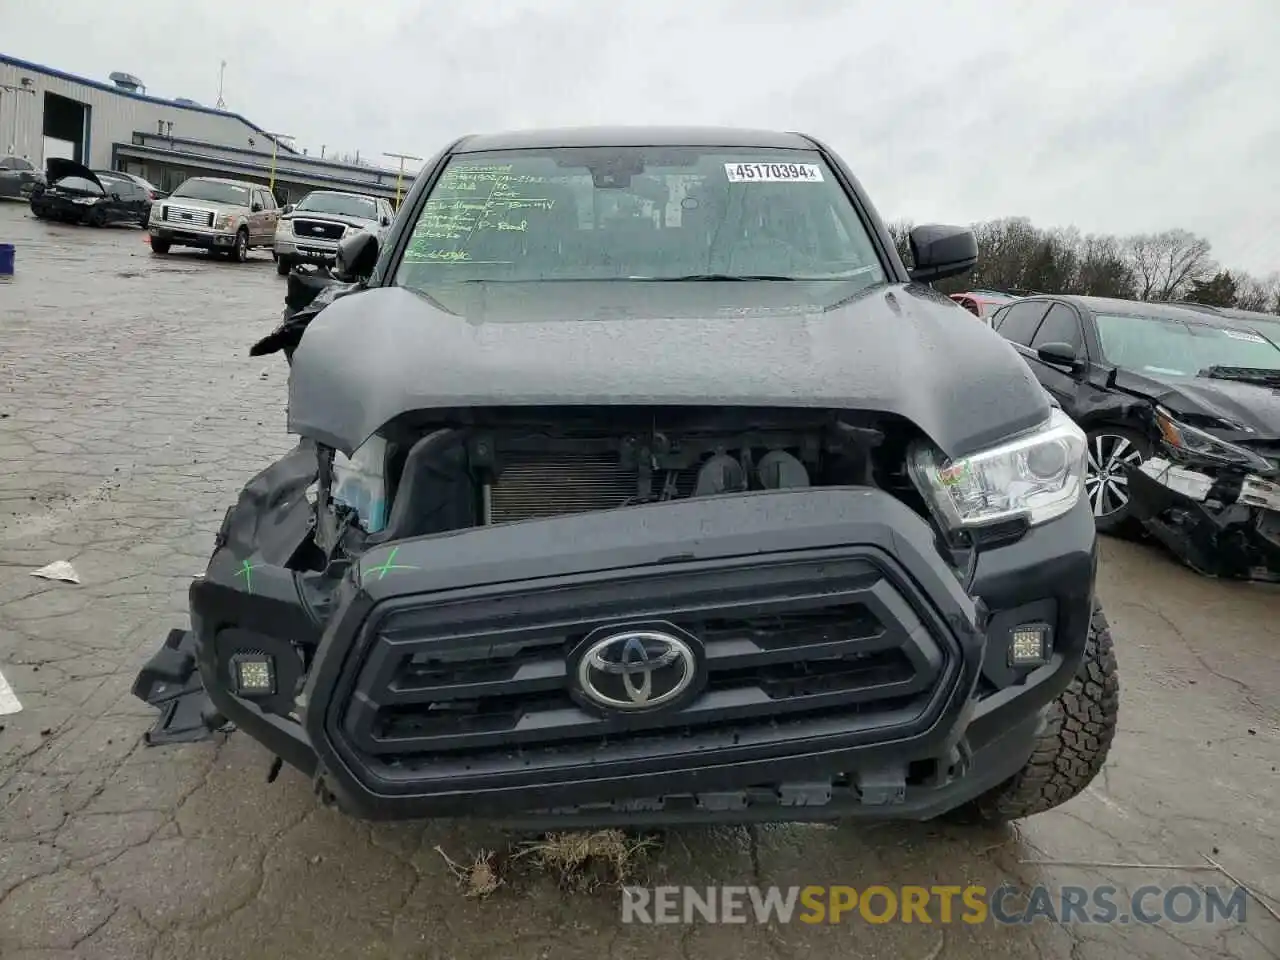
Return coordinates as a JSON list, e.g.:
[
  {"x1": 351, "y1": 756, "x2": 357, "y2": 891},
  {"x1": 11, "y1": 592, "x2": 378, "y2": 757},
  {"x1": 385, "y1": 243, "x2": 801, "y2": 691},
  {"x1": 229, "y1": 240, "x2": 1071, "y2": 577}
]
[{"x1": 0, "y1": 202, "x2": 1276, "y2": 959}]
